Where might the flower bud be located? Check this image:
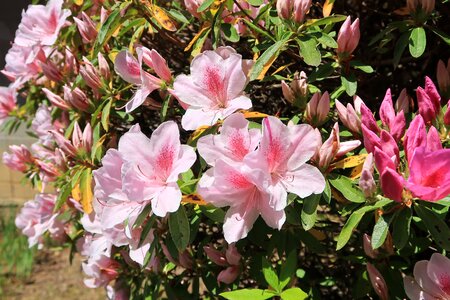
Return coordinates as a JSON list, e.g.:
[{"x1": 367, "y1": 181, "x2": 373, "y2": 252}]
[
  {"x1": 366, "y1": 263, "x2": 389, "y2": 300},
  {"x1": 98, "y1": 53, "x2": 111, "y2": 80},
  {"x1": 363, "y1": 233, "x2": 379, "y2": 259},
  {"x1": 225, "y1": 244, "x2": 241, "y2": 266},
  {"x1": 305, "y1": 91, "x2": 330, "y2": 127},
  {"x1": 416, "y1": 77, "x2": 441, "y2": 124},
  {"x1": 395, "y1": 88, "x2": 410, "y2": 114},
  {"x1": 203, "y1": 245, "x2": 228, "y2": 266},
  {"x1": 43, "y1": 88, "x2": 70, "y2": 110},
  {"x1": 3, "y1": 145, "x2": 33, "y2": 172},
  {"x1": 40, "y1": 60, "x2": 63, "y2": 82},
  {"x1": 64, "y1": 85, "x2": 90, "y2": 111},
  {"x1": 337, "y1": 16, "x2": 360, "y2": 58},
  {"x1": 437, "y1": 59, "x2": 450, "y2": 98},
  {"x1": 218, "y1": 265, "x2": 240, "y2": 284},
  {"x1": 444, "y1": 101, "x2": 450, "y2": 126},
  {"x1": 136, "y1": 46, "x2": 172, "y2": 82},
  {"x1": 80, "y1": 57, "x2": 102, "y2": 90},
  {"x1": 277, "y1": 0, "x2": 312, "y2": 23},
  {"x1": 282, "y1": 71, "x2": 308, "y2": 108},
  {"x1": 74, "y1": 12, "x2": 97, "y2": 43},
  {"x1": 335, "y1": 97, "x2": 363, "y2": 134},
  {"x1": 0, "y1": 87, "x2": 17, "y2": 122},
  {"x1": 359, "y1": 153, "x2": 376, "y2": 198}
]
